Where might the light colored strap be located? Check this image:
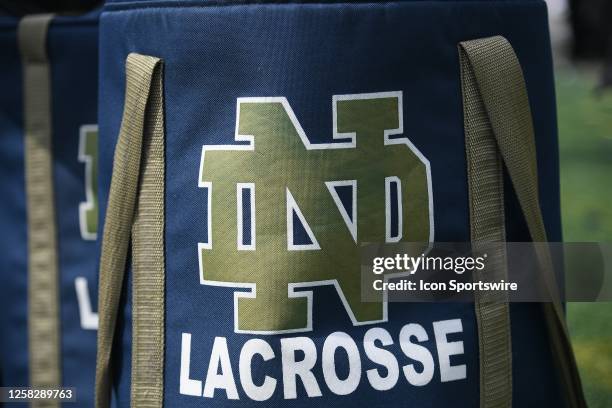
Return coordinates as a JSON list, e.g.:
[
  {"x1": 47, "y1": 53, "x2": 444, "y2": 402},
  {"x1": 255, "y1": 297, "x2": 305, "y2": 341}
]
[
  {"x1": 130, "y1": 55, "x2": 165, "y2": 408},
  {"x1": 95, "y1": 53, "x2": 165, "y2": 408},
  {"x1": 460, "y1": 38, "x2": 512, "y2": 408},
  {"x1": 459, "y1": 36, "x2": 586, "y2": 408},
  {"x1": 18, "y1": 14, "x2": 61, "y2": 408}
]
